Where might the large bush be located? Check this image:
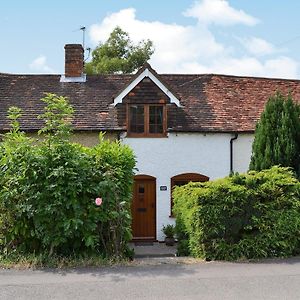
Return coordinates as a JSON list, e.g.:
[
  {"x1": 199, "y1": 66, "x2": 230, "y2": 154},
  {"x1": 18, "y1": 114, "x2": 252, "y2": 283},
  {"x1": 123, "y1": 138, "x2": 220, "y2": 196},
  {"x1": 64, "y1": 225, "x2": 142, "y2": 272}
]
[
  {"x1": 173, "y1": 167, "x2": 300, "y2": 260},
  {"x1": 0, "y1": 94, "x2": 135, "y2": 258}
]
